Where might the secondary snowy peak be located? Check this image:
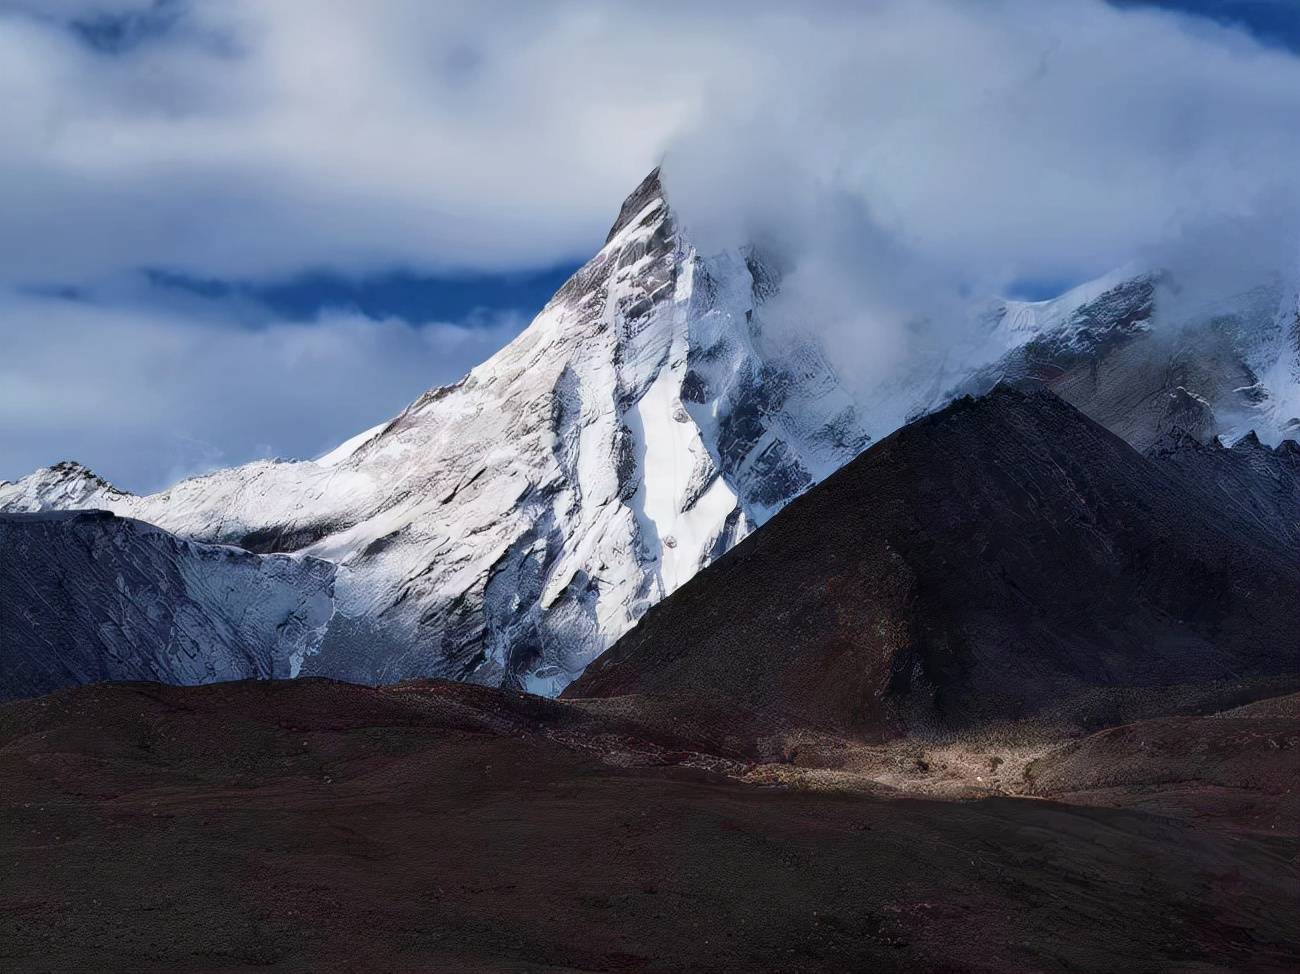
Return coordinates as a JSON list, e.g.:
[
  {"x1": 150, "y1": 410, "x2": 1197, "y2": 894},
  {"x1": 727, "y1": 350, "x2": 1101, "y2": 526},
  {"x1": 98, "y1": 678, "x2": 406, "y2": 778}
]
[
  {"x1": 0, "y1": 460, "x2": 131, "y2": 512},
  {"x1": 0, "y1": 510, "x2": 336, "y2": 701},
  {"x1": 946, "y1": 274, "x2": 1300, "y2": 451}
]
